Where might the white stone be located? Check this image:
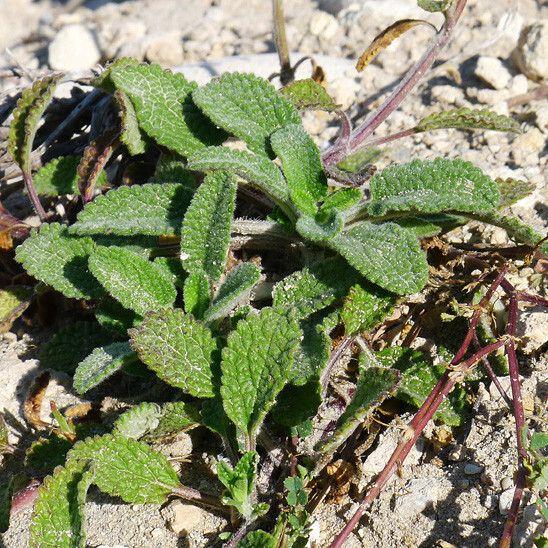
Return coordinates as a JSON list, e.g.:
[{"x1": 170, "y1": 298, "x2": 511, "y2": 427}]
[
  {"x1": 163, "y1": 501, "x2": 215, "y2": 536},
  {"x1": 145, "y1": 33, "x2": 184, "y2": 66},
  {"x1": 509, "y1": 74, "x2": 528, "y2": 96},
  {"x1": 513, "y1": 21, "x2": 548, "y2": 81},
  {"x1": 394, "y1": 478, "x2": 440, "y2": 518},
  {"x1": 500, "y1": 477, "x2": 513, "y2": 490},
  {"x1": 309, "y1": 11, "x2": 340, "y2": 39},
  {"x1": 512, "y1": 128, "x2": 545, "y2": 165},
  {"x1": 48, "y1": 24, "x2": 101, "y2": 71},
  {"x1": 533, "y1": 104, "x2": 548, "y2": 131},
  {"x1": 516, "y1": 305, "x2": 548, "y2": 354},
  {"x1": 430, "y1": 85, "x2": 465, "y2": 105},
  {"x1": 498, "y1": 488, "x2": 514, "y2": 515},
  {"x1": 475, "y1": 56, "x2": 512, "y2": 90},
  {"x1": 328, "y1": 77, "x2": 360, "y2": 110}
]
